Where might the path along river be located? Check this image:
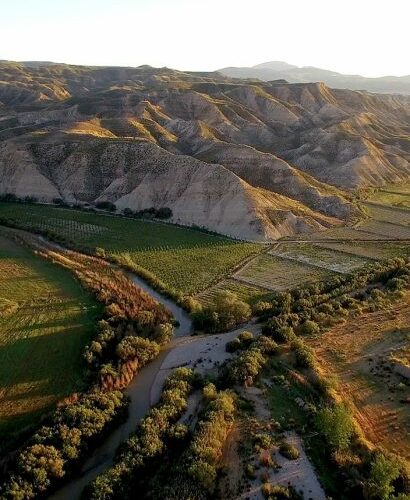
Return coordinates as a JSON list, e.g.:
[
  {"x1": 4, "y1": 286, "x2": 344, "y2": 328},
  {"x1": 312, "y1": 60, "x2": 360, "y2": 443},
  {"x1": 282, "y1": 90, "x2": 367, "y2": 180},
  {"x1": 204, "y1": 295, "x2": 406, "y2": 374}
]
[{"x1": 49, "y1": 273, "x2": 193, "y2": 500}]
